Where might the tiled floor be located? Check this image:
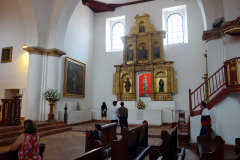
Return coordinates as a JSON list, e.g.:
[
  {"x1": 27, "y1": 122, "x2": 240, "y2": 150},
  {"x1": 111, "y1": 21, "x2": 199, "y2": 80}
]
[{"x1": 0, "y1": 122, "x2": 236, "y2": 160}]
